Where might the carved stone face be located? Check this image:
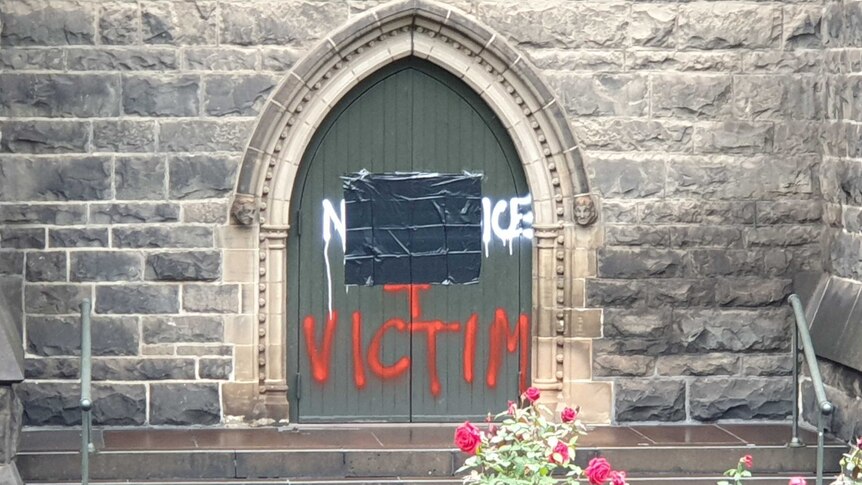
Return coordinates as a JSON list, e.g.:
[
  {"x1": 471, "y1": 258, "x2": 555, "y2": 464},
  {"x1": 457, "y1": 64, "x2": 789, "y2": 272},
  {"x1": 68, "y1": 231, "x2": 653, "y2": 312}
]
[{"x1": 573, "y1": 195, "x2": 597, "y2": 226}]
